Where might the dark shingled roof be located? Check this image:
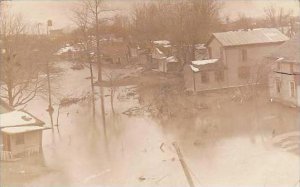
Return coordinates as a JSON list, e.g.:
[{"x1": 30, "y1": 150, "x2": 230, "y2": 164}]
[
  {"x1": 269, "y1": 33, "x2": 300, "y2": 63},
  {"x1": 209, "y1": 28, "x2": 289, "y2": 47}
]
